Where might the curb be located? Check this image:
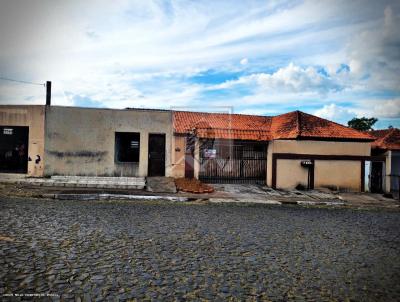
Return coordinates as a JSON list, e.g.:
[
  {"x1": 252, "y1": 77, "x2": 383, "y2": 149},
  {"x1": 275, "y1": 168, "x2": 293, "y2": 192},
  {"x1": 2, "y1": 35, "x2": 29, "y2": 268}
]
[
  {"x1": 204, "y1": 198, "x2": 346, "y2": 206},
  {"x1": 39, "y1": 193, "x2": 346, "y2": 207},
  {"x1": 42, "y1": 193, "x2": 190, "y2": 202},
  {"x1": 295, "y1": 200, "x2": 345, "y2": 206}
]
